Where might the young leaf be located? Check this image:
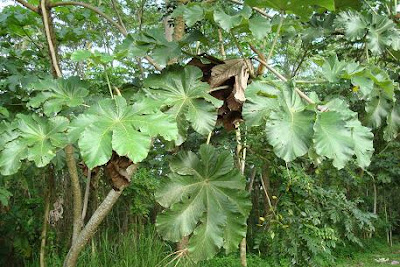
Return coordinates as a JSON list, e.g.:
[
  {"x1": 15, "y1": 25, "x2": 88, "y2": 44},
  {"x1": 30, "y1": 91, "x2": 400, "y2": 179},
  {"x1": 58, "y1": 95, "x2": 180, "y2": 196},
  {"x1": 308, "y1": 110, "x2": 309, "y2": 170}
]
[
  {"x1": 156, "y1": 145, "x2": 251, "y2": 262},
  {"x1": 249, "y1": 16, "x2": 271, "y2": 40},
  {"x1": 28, "y1": 77, "x2": 89, "y2": 116},
  {"x1": 365, "y1": 93, "x2": 392, "y2": 128},
  {"x1": 213, "y1": 6, "x2": 251, "y2": 32},
  {"x1": 335, "y1": 12, "x2": 367, "y2": 41}
]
